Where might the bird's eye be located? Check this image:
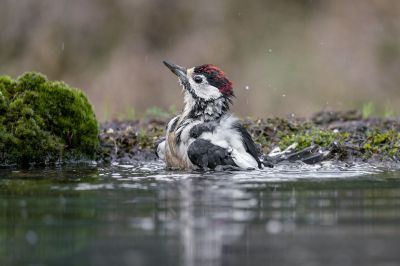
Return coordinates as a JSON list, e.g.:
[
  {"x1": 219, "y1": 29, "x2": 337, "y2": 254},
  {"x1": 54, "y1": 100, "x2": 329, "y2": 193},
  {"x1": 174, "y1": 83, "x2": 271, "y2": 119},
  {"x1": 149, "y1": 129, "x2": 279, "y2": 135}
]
[{"x1": 194, "y1": 76, "x2": 203, "y2": 83}]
